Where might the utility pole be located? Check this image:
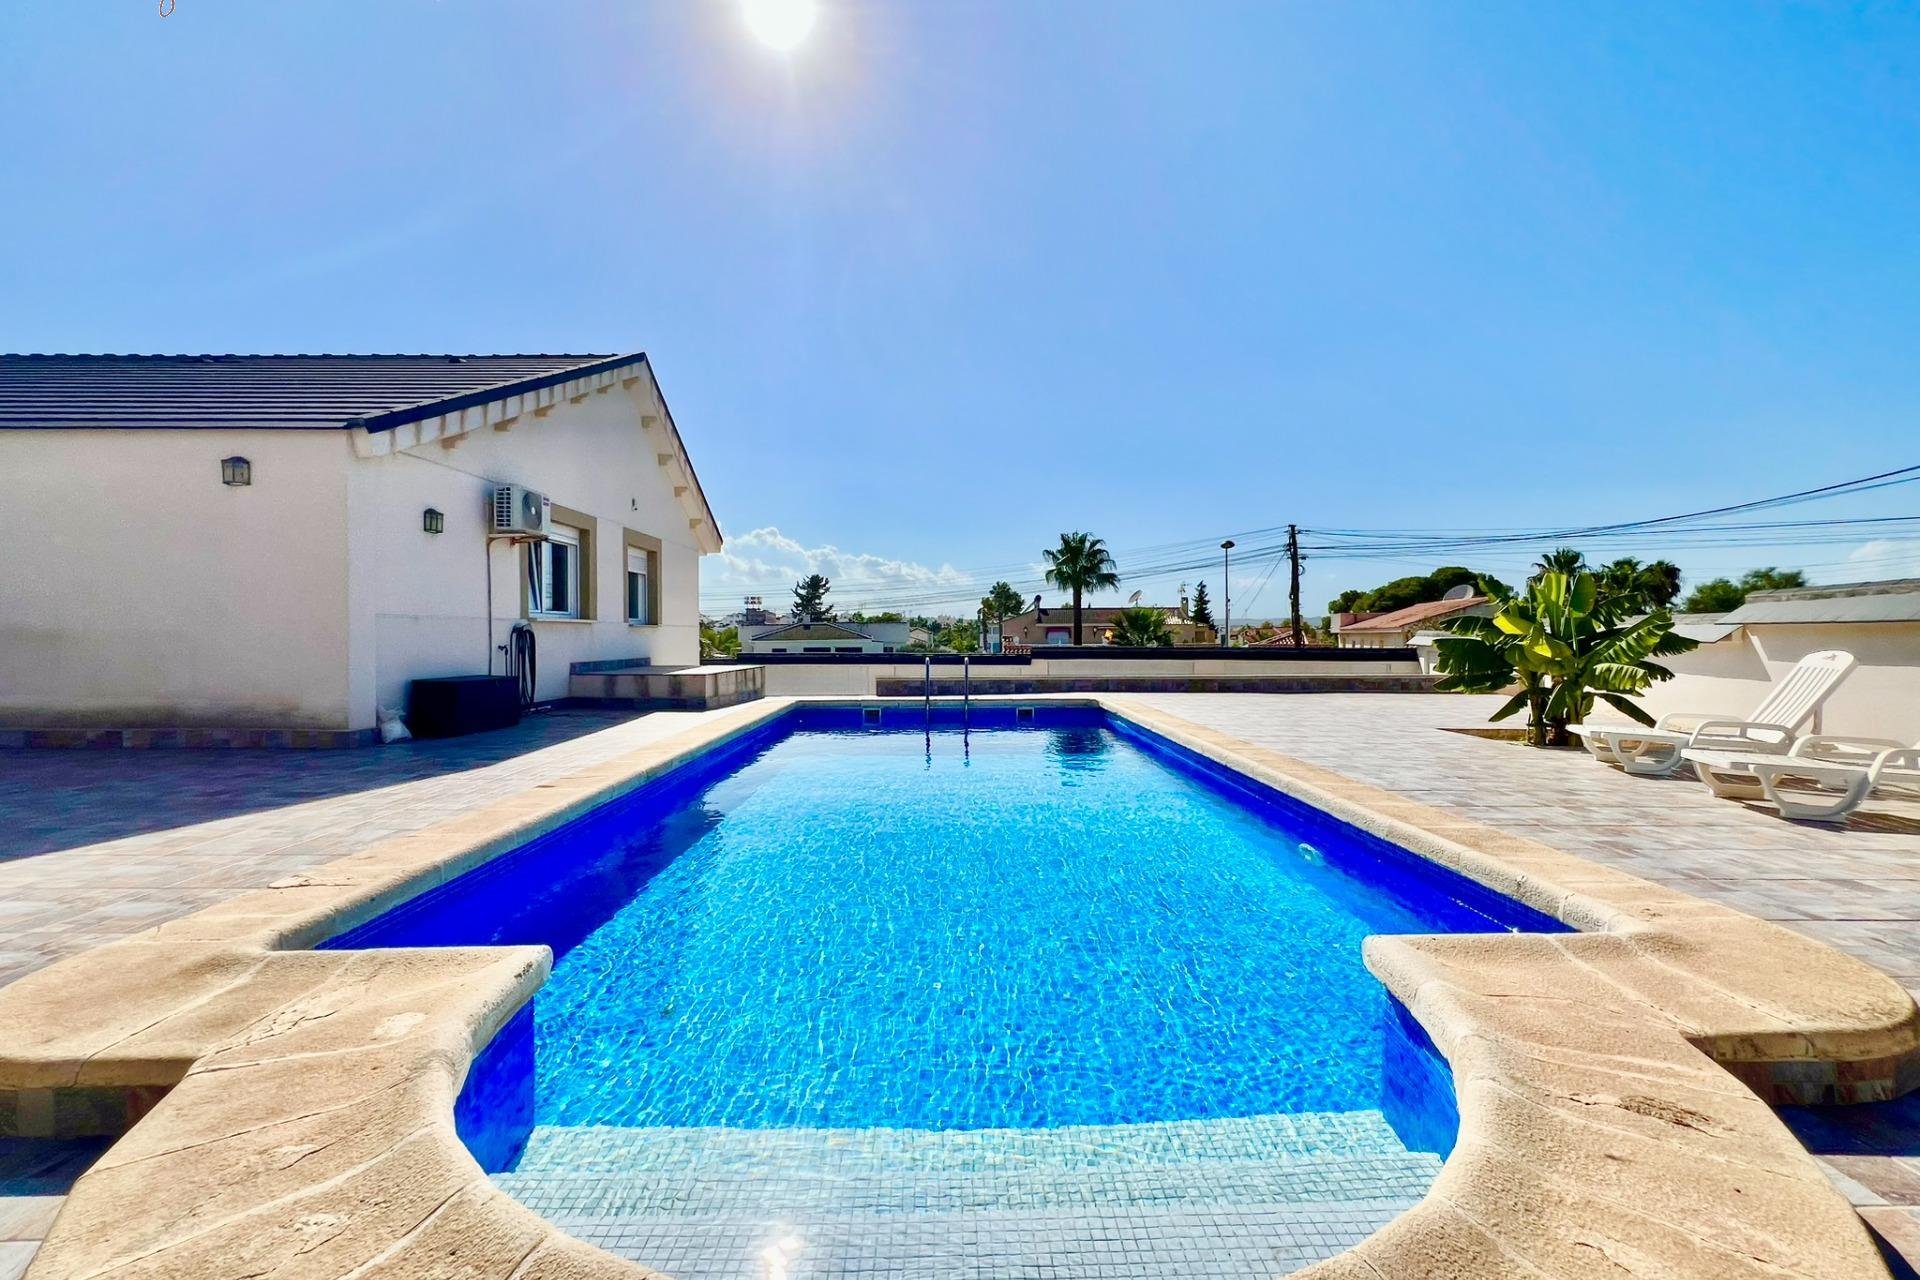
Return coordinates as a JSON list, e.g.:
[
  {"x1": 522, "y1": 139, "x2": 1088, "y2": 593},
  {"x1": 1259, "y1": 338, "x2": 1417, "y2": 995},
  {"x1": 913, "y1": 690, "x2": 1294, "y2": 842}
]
[
  {"x1": 1219, "y1": 540, "x2": 1235, "y2": 647},
  {"x1": 1287, "y1": 524, "x2": 1304, "y2": 647}
]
